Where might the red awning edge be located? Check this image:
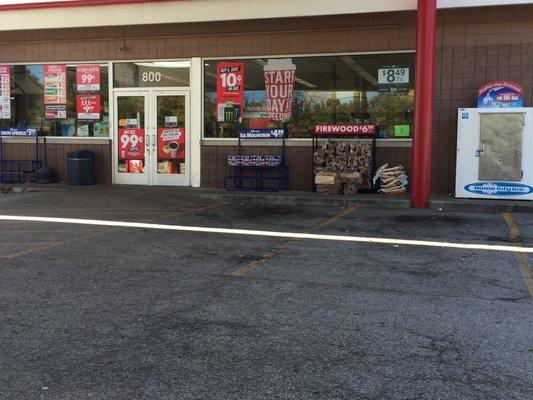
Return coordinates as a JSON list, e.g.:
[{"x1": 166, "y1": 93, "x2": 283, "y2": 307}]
[{"x1": 0, "y1": 0, "x2": 174, "y2": 11}]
